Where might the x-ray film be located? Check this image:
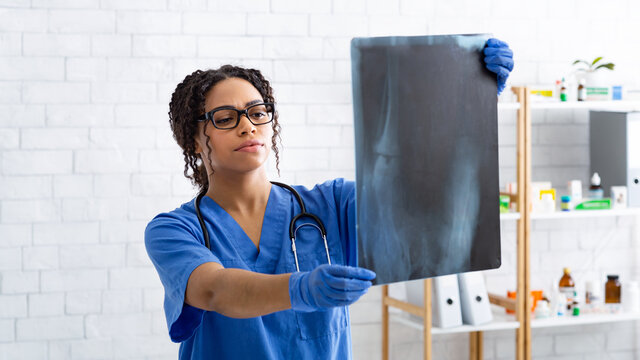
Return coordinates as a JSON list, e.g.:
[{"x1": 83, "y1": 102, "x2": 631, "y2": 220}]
[{"x1": 351, "y1": 34, "x2": 501, "y2": 285}]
